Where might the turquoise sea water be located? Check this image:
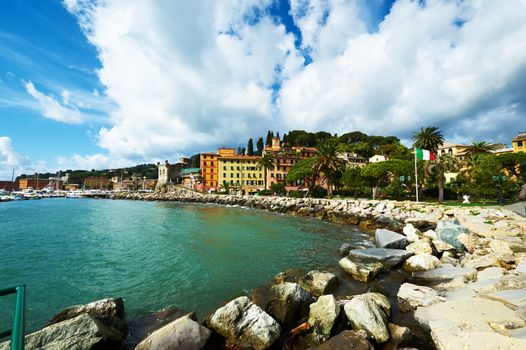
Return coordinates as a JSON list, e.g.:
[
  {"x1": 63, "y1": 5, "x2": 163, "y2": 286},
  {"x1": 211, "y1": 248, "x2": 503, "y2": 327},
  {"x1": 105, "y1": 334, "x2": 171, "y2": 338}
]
[{"x1": 0, "y1": 198, "x2": 372, "y2": 332}]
